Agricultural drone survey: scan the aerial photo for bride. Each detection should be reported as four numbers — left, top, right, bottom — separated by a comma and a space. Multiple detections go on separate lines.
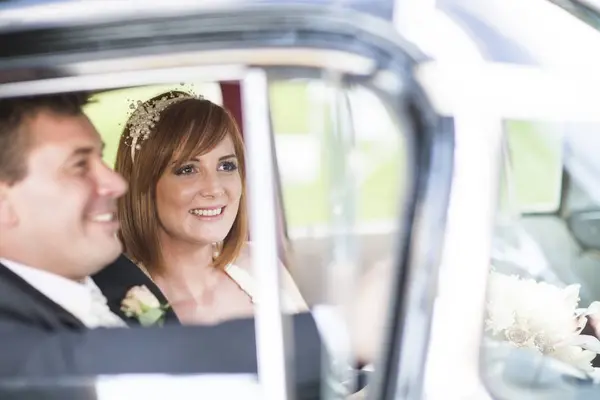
113, 90, 307, 324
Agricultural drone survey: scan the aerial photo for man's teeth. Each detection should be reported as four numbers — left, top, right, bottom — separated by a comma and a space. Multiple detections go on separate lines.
91, 213, 115, 222
190, 208, 223, 216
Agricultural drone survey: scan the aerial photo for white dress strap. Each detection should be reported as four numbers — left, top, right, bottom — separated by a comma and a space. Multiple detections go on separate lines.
224, 264, 306, 313
224, 264, 257, 303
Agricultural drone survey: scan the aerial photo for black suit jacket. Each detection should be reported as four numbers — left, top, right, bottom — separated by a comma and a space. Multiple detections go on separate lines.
0, 258, 324, 399
92, 255, 179, 326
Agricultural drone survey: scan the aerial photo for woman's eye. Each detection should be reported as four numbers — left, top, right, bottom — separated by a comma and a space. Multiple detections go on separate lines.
218, 161, 238, 172
175, 164, 197, 175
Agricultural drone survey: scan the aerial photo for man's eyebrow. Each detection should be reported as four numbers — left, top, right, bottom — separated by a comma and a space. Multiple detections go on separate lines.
70, 145, 98, 157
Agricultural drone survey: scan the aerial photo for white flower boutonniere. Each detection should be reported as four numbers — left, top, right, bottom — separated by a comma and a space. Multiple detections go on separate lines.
121, 285, 169, 327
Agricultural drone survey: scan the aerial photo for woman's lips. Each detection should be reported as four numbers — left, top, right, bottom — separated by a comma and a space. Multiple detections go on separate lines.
189, 206, 226, 220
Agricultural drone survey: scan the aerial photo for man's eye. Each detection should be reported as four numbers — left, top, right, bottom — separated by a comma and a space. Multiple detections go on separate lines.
175, 165, 197, 175
218, 161, 238, 172
75, 160, 89, 173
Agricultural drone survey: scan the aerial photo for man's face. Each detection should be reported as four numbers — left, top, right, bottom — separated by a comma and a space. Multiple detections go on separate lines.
0, 111, 127, 279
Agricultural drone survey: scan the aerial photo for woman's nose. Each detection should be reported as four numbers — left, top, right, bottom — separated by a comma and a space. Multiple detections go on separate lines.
199, 172, 225, 198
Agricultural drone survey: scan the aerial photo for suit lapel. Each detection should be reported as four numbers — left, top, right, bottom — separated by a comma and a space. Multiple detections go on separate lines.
92, 255, 180, 326
0, 262, 86, 330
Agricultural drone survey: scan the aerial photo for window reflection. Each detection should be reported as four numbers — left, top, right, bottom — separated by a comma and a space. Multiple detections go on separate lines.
269, 77, 408, 397
270, 79, 406, 308
482, 121, 600, 399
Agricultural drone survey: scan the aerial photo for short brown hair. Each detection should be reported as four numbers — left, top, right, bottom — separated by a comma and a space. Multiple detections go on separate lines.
115, 91, 248, 271
0, 93, 90, 185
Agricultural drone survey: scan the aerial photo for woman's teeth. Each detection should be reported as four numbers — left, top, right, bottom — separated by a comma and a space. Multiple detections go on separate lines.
190, 208, 223, 216
91, 213, 115, 222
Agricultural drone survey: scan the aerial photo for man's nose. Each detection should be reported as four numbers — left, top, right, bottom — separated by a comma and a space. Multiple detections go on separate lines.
96, 161, 128, 198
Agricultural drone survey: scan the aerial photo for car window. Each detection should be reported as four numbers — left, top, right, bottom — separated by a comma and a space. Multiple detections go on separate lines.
502, 120, 563, 213
482, 120, 600, 399
269, 79, 407, 305
0, 3, 435, 398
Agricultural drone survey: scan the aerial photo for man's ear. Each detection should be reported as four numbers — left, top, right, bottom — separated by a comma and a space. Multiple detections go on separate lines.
0, 183, 18, 228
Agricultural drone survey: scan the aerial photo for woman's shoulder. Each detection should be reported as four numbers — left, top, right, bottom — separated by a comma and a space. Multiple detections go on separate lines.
231, 242, 308, 312
231, 241, 253, 272
232, 241, 287, 274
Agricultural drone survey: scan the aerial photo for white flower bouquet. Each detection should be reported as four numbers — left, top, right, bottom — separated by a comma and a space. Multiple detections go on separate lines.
485, 271, 600, 376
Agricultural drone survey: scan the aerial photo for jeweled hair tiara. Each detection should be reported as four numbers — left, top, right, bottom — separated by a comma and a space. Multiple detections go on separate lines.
125, 90, 203, 161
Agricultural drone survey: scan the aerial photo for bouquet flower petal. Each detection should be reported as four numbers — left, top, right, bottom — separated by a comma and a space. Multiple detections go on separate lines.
486, 271, 600, 375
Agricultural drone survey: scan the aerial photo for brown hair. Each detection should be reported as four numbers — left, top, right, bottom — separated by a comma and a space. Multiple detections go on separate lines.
0, 93, 89, 185
115, 91, 248, 272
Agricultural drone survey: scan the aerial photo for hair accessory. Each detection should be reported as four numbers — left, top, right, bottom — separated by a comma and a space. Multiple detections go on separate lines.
125, 88, 202, 162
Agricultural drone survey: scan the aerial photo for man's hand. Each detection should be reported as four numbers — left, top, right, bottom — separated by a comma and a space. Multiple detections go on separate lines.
588, 314, 600, 338
582, 301, 600, 339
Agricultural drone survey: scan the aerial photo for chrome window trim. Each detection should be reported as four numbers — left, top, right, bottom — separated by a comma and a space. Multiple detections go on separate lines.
67, 48, 375, 77
0, 0, 239, 29
351, 64, 452, 400
377, 102, 454, 400
416, 61, 600, 122
0, 65, 246, 98
546, 0, 600, 33
0, 4, 423, 63
0, 48, 374, 99
242, 69, 293, 400
423, 107, 502, 400
0, 1, 394, 32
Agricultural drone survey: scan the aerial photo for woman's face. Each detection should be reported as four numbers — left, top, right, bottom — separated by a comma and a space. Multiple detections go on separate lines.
155, 135, 242, 246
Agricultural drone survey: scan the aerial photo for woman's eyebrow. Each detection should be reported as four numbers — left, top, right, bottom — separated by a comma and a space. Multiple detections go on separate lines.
218, 154, 237, 161
173, 154, 237, 164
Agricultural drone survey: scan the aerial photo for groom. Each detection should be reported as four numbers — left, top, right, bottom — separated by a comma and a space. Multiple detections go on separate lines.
0, 93, 382, 398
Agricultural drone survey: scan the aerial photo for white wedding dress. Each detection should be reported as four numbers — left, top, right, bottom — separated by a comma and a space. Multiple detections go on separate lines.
223, 263, 307, 313
136, 260, 307, 315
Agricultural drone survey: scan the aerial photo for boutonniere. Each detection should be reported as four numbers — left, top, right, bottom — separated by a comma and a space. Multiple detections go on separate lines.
121, 285, 169, 327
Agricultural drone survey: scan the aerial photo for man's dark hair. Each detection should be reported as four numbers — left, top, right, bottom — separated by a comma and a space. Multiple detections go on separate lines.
0, 92, 90, 185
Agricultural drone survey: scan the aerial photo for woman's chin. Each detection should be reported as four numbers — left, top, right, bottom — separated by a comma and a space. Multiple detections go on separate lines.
186, 233, 228, 246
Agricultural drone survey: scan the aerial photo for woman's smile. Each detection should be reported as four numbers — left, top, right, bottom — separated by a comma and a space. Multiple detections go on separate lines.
189, 206, 227, 221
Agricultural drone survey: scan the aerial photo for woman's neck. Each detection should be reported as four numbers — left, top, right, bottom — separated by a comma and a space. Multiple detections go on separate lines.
152, 235, 221, 300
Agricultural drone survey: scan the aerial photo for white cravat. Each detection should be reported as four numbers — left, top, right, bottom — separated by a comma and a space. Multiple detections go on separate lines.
0, 258, 126, 328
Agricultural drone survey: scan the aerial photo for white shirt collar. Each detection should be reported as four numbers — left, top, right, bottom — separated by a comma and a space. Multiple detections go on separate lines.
0, 257, 124, 328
